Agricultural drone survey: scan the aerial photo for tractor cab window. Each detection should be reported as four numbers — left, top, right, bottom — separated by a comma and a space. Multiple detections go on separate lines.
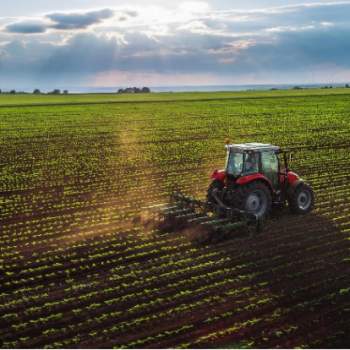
243, 152, 259, 174
226, 151, 244, 177
261, 151, 279, 187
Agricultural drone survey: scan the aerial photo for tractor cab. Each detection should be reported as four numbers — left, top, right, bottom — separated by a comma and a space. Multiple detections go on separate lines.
225, 143, 282, 189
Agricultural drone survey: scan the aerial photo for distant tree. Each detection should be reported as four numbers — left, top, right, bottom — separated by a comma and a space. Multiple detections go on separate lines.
293, 86, 303, 90
118, 87, 151, 94
345, 84, 350, 88
9, 90, 16, 94
49, 89, 61, 95
33, 89, 41, 94
0, 89, 2, 94
63, 90, 69, 94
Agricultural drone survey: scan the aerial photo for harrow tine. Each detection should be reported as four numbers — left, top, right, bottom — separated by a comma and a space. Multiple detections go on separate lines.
161, 205, 183, 212
174, 212, 203, 221
201, 218, 231, 226
141, 203, 171, 210
163, 208, 193, 216
187, 215, 213, 224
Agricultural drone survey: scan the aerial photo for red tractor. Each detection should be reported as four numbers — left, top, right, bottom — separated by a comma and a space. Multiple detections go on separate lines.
207, 143, 314, 219
155, 143, 315, 240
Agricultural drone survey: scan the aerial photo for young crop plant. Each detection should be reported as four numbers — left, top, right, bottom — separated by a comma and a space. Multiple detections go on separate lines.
0, 89, 349, 349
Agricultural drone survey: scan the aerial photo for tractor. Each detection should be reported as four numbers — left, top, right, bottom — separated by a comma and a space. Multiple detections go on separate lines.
150, 143, 315, 241
207, 143, 314, 219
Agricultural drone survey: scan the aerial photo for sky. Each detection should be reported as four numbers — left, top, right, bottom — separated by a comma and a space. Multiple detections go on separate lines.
1, 0, 350, 90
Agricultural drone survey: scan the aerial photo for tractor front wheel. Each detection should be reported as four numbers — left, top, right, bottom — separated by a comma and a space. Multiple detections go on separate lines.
289, 183, 314, 214
238, 182, 272, 220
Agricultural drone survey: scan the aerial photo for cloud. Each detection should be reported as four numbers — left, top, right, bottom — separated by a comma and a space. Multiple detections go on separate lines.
5, 20, 48, 34
3, 22, 349, 76
47, 9, 115, 30
1, 1, 350, 88
3, 8, 137, 34
179, 1, 211, 14
204, 1, 350, 34
123, 10, 138, 18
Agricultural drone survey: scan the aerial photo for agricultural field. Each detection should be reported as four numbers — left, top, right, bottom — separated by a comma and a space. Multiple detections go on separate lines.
0, 89, 349, 348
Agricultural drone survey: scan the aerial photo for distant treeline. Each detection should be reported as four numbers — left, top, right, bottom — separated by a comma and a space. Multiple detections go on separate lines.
117, 87, 151, 94
271, 84, 350, 91
0, 87, 152, 95
1, 84, 350, 95
0, 89, 69, 95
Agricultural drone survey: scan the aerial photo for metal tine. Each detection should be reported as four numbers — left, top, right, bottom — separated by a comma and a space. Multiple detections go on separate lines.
161, 205, 182, 212
187, 215, 213, 224
201, 218, 231, 226
174, 212, 203, 220
142, 203, 173, 210
163, 208, 193, 216
195, 218, 223, 226
171, 193, 204, 208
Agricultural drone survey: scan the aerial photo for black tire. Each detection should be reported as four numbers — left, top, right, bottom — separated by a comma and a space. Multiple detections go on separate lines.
289, 183, 314, 214
236, 181, 272, 219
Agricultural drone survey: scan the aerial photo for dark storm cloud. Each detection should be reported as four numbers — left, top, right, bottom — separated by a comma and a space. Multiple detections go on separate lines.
5, 21, 48, 34
47, 8, 114, 30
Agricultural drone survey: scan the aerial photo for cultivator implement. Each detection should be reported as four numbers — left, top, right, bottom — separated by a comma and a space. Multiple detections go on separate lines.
145, 192, 263, 243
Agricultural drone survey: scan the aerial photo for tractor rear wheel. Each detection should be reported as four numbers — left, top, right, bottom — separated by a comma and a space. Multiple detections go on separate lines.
289, 183, 314, 214
237, 182, 272, 219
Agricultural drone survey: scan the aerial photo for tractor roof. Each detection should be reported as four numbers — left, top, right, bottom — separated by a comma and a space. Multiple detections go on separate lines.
226, 143, 280, 152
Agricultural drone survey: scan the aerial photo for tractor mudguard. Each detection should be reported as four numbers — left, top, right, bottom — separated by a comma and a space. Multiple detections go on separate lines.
211, 169, 226, 182
286, 171, 303, 198
287, 179, 304, 198
287, 171, 300, 185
